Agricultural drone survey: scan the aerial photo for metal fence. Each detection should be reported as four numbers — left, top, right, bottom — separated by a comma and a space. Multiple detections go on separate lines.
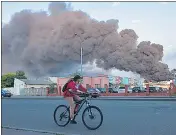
20, 88, 47, 96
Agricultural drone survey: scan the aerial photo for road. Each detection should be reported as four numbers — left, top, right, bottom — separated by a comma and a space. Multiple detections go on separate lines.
2, 99, 176, 135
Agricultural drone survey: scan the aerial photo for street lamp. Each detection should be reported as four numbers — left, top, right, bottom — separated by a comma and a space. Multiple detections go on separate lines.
75, 33, 83, 76
80, 46, 83, 76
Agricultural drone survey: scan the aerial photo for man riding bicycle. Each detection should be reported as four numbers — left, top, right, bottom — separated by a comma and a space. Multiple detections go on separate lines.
63, 75, 87, 124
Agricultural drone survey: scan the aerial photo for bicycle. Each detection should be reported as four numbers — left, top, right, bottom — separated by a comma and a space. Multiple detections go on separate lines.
53, 92, 103, 130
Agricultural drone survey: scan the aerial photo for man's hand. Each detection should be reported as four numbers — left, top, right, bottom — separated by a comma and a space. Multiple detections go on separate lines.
77, 90, 84, 94
68, 89, 73, 92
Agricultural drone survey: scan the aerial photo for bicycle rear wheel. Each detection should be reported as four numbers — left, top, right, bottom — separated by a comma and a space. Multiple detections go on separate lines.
54, 105, 70, 127
82, 106, 103, 130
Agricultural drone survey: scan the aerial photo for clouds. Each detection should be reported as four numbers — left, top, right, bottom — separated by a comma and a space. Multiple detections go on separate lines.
132, 19, 141, 24
2, 2, 175, 80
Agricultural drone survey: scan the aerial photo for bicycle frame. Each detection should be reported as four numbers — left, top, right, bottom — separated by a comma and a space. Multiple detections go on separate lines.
73, 96, 91, 119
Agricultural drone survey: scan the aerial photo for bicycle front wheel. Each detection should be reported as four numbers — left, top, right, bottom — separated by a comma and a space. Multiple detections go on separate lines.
53, 105, 70, 127
82, 106, 103, 130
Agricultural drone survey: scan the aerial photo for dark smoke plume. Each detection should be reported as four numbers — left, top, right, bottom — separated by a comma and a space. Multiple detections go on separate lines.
2, 2, 173, 81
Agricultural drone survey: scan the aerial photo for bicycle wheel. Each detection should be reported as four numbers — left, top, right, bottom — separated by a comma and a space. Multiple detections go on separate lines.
53, 105, 70, 127
82, 106, 103, 130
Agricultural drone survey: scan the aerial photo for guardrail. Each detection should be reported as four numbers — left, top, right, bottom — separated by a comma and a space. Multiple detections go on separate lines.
20, 88, 47, 96
47, 83, 176, 97
19, 83, 175, 97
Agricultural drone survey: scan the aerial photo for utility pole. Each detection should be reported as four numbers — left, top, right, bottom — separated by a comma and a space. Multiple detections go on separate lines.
80, 47, 83, 76
75, 33, 83, 77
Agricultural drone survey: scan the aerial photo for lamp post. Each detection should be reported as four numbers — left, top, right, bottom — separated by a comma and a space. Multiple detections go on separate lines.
80, 46, 83, 76
75, 33, 83, 76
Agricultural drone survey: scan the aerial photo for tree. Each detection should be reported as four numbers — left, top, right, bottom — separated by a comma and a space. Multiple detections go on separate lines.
1, 73, 16, 88
15, 70, 27, 79
1, 70, 27, 88
49, 83, 57, 94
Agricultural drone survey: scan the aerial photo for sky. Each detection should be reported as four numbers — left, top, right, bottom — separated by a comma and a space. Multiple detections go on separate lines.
2, 1, 176, 78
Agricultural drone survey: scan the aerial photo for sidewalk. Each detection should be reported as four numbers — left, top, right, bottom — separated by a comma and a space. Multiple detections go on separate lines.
3, 95, 176, 101
2, 126, 78, 135
2, 128, 54, 135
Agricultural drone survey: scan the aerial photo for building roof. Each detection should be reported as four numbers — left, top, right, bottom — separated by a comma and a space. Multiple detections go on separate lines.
19, 79, 53, 85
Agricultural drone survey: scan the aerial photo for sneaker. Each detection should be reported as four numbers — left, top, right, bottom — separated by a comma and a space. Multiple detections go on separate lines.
70, 119, 77, 124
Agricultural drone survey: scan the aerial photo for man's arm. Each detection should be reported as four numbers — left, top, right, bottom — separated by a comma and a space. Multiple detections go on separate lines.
67, 82, 77, 92
67, 82, 83, 94
68, 89, 84, 95
78, 84, 87, 93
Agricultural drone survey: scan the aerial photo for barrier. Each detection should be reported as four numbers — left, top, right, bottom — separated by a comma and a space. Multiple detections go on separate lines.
101, 83, 174, 97
46, 83, 176, 97
20, 88, 47, 96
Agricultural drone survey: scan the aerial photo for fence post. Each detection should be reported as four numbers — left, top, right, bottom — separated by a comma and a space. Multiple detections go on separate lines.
54, 88, 57, 95
146, 83, 149, 96
170, 82, 176, 95
125, 85, 128, 96
46, 87, 49, 96
106, 86, 109, 96
58, 86, 61, 96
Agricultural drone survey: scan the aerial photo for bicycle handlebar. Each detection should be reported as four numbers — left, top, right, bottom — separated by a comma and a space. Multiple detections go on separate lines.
69, 90, 93, 98
79, 92, 91, 97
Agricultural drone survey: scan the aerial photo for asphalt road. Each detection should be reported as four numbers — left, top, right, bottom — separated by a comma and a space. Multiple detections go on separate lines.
2, 99, 176, 135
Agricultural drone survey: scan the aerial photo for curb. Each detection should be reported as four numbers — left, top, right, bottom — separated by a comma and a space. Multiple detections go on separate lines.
2, 126, 80, 135
2, 96, 176, 101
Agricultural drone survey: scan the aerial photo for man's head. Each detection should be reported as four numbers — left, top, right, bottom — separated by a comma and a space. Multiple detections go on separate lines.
73, 75, 83, 84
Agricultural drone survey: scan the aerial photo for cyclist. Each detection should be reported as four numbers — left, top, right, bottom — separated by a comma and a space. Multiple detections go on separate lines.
63, 75, 87, 124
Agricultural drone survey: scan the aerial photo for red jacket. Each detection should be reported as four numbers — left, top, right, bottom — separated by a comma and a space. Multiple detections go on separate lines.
63, 80, 87, 98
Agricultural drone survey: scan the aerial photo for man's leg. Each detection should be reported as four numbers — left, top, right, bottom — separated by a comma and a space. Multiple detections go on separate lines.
73, 95, 81, 101
65, 97, 77, 124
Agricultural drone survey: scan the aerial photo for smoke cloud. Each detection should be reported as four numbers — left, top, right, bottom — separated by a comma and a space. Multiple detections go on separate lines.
2, 2, 173, 81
